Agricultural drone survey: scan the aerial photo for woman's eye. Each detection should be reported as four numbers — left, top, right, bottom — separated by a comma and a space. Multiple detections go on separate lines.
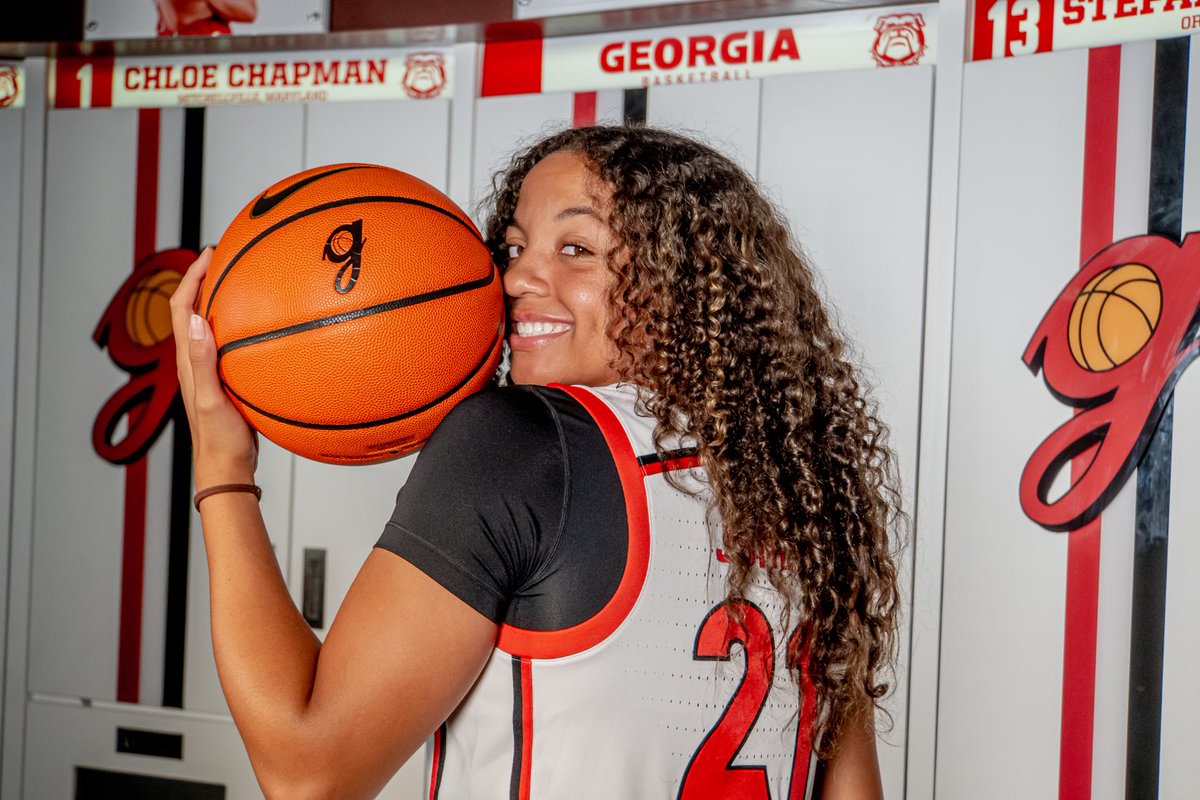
506, 243, 522, 259
561, 243, 591, 257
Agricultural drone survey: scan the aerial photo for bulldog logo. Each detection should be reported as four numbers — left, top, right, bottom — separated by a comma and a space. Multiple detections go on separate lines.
871, 14, 927, 67
402, 52, 446, 99
0, 66, 19, 108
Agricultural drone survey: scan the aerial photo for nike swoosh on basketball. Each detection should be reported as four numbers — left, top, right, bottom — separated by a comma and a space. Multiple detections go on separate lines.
249, 165, 365, 218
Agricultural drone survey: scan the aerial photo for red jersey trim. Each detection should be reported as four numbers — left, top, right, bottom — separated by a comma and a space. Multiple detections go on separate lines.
641, 455, 701, 476
495, 384, 651, 659
519, 659, 534, 800
429, 724, 445, 800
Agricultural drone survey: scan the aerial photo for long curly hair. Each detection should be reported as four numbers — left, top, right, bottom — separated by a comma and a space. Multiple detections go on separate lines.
484, 125, 903, 756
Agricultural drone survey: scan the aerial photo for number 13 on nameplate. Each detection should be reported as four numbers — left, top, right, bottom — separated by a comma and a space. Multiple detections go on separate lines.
972, 0, 1055, 60
678, 600, 817, 800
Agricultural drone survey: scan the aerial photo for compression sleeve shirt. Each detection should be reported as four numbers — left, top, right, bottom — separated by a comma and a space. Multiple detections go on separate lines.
375, 385, 626, 627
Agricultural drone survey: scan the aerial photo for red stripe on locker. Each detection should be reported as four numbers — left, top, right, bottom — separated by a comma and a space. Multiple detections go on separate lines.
573, 92, 597, 127
117, 458, 148, 703
1059, 44, 1121, 800
116, 106, 163, 703
481, 35, 543, 97
134, 110, 160, 264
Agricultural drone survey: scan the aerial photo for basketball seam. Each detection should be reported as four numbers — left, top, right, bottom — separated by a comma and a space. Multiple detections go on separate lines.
215, 266, 499, 357
203, 194, 485, 317
220, 324, 502, 431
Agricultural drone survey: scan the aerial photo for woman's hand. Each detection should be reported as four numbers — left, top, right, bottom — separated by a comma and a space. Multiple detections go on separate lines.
170, 247, 258, 487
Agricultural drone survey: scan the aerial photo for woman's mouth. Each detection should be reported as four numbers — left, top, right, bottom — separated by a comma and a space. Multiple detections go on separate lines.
509, 320, 572, 350
514, 321, 571, 337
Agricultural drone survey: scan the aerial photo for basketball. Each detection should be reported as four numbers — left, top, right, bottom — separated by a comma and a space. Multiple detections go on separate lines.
1067, 263, 1161, 372
197, 163, 504, 465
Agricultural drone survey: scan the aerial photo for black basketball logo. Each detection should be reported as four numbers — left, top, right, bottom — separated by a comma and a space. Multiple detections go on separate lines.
323, 219, 366, 294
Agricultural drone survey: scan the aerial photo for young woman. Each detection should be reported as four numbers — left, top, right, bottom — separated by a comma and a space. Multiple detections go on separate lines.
170, 125, 901, 799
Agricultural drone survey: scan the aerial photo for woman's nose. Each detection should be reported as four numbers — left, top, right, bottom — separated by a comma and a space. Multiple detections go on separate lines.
502, 250, 550, 298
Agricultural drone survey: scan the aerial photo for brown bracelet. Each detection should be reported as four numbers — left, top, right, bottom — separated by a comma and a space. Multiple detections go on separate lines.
193, 483, 262, 511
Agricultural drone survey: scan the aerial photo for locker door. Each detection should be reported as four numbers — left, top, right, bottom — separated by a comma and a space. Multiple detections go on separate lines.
290, 96, 456, 798
0, 98, 24, 793
759, 65, 933, 799
472, 92, 573, 216
647, 80, 761, 175
942, 48, 1089, 799
187, 102, 309, 716
30, 108, 142, 703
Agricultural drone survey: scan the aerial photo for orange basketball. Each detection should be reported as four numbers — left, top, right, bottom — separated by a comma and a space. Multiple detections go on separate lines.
198, 163, 504, 465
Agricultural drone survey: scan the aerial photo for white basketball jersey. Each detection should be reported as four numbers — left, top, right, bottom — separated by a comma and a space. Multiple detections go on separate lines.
425, 383, 816, 799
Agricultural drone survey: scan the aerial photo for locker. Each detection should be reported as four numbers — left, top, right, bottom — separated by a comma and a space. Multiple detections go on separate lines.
23, 698, 260, 798
759, 64, 933, 798
943, 37, 1200, 799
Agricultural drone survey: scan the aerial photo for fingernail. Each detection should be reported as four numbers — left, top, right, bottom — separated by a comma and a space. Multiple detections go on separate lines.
189, 314, 205, 341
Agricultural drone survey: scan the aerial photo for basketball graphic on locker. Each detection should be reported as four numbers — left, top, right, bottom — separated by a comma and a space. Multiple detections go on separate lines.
1067, 263, 1161, 372
93, 248, 195, 465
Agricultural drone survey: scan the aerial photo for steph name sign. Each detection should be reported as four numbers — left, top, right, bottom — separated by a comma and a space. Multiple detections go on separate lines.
972, 0, 1197, 59
50, 49, 451, 109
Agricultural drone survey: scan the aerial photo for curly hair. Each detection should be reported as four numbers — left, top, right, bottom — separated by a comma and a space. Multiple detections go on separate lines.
484, 125, 903, 756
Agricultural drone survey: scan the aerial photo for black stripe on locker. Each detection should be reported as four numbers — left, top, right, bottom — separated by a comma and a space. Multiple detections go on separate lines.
1126, 35, 1189, 800
623, 88, 647, 125
163, 107, 205, 709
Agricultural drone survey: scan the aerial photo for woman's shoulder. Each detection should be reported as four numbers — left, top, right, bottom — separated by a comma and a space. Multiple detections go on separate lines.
430, 384, 577, 446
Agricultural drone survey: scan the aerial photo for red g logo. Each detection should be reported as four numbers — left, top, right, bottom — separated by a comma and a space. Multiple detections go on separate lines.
0, 66, 19, 107
871, 14, 927, 67
93, 249, 196, 464
1022, 234, 1200, 531
402, 52, 446, 99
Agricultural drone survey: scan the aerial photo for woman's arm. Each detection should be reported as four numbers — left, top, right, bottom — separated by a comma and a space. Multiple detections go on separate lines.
171, 250, 496, 799
818, 701, 884, 799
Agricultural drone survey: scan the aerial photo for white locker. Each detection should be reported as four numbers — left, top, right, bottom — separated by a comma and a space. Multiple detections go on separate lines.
30, 108, 145, 703
288, 97, 458, 799
942, 38, 1200, 799
24, 698, 260, 798
469, 68, 931, 800
759, 64, 933, 799
0, 99, 25, 799
941, 48, 1089, 799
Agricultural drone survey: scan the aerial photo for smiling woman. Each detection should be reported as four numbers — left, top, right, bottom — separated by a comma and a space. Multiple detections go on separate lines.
171, 124, 900, 800
502, 152, 623, 387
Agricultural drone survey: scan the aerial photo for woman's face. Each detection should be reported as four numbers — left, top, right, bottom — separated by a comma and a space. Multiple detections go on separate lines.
503, 151, 623, 387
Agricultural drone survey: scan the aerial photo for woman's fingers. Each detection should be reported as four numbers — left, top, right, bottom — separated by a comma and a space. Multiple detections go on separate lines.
186, 312, 226, 412
170, 247, 214, 400
169, 247, 259, 482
